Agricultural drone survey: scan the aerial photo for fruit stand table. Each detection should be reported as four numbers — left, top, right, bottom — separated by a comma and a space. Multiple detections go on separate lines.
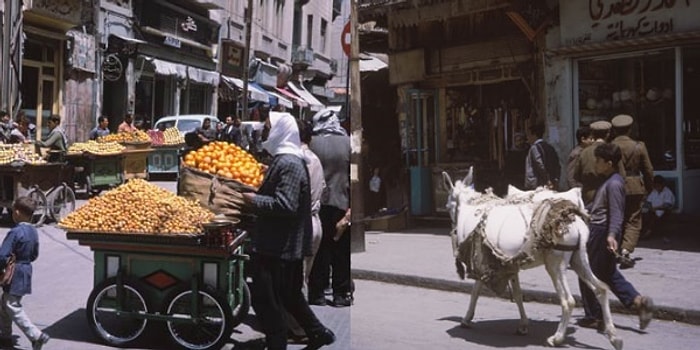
65, 225, 250, 350
122, 148, 153, 180
147, 144, 183, 178
65, 152, 124, 196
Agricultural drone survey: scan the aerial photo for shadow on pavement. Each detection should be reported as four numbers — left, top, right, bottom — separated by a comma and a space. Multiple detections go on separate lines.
441, 316, 609, 349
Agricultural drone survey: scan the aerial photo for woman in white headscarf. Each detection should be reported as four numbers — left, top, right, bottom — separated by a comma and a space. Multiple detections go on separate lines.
242, 112, 335, 350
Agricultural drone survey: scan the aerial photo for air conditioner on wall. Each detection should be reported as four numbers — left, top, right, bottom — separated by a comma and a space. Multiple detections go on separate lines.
292, 46, 314, 67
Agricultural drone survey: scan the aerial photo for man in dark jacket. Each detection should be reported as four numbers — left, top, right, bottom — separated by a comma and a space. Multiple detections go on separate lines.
242, 112, 335, 350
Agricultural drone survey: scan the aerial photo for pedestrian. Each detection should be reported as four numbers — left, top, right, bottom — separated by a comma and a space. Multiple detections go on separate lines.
641, 175, 675, 239
0, 111, 13, 143
88, 116, 110, 140
503, 132, 529, 190
195, 118, 217, 144
610, 114, 654, 268
368, 167, 383, 216
0, 196, 50, 350
576, 142, 654, 331
567, 126, 592, 189
524, 123, 560, 191
308, 109, 352, 307
8, 118, 31, 144
242, 112, 335, 350
117, 113, 137, 133
34, 114, 68, 162
574, 120, 612, 206
220, 115, 243, 145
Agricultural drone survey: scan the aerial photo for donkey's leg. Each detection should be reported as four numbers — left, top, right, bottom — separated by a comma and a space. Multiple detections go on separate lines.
509, 274, 529, 335
570, 251, 623, 350
543, 254, 571, 346
461, 279, 484, 328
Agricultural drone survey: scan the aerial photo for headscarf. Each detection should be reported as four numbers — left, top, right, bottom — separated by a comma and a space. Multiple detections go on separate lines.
262, 112, 303, 158
312, 108, 347, 136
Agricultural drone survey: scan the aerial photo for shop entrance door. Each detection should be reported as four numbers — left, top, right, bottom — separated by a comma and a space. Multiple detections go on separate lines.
21, 63, 57, 140
404, 89, 438, 215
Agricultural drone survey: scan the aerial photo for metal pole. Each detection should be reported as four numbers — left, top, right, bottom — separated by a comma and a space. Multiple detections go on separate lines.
1, 0, 12, 113
349, 0, 365, 253
240, 0, 253, 120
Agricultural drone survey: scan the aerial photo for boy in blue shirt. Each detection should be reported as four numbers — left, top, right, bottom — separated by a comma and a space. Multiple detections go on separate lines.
0, 197, 50, 349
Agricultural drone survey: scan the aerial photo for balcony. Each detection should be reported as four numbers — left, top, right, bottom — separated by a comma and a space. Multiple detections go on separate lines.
188, 0, 225, 10
292, 46, 315, 68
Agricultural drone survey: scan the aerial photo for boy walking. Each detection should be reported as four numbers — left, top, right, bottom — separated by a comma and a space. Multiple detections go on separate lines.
0, 197, 50, 349
577, 143, 654, 331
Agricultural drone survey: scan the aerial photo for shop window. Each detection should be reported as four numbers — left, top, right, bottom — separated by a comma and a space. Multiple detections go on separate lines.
185, 83, 207, 115
577, 49, 676, 170
683, 47, 700, 169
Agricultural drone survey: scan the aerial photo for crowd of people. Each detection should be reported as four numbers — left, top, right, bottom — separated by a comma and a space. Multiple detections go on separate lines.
501, 113, 674, 333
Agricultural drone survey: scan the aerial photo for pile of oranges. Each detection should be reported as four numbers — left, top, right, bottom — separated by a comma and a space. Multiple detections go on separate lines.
183, 141, 264, 188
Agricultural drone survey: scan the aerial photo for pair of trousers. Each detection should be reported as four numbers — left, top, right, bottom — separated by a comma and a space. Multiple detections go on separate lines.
0, 292, 42, 342
250, 254, 324, 350
308, 206, 351, 300
621, 194, 645, 253
579, 225, 640, 320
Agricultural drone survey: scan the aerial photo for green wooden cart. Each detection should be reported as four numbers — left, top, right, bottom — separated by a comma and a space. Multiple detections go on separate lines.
66, 227, 250, 350
65, 152, 124, 196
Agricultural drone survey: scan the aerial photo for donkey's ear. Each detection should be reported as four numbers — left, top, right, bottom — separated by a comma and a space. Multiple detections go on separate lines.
463, 166, 474, 186
442, 171, 454, 192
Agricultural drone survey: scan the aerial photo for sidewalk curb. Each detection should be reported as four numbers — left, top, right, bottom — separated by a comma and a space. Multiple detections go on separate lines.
352, 268, 700, 326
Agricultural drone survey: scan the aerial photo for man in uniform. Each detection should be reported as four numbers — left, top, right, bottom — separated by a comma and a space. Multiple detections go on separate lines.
574, 120, 612, 206
611, 114, 654, 269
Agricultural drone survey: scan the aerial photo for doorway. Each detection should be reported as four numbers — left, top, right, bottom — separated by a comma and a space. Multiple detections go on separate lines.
21, 37, 60, 141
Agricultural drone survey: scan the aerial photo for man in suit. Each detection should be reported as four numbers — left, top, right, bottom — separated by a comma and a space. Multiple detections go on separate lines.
611, 114, 654, 269
220, 115, 243, 146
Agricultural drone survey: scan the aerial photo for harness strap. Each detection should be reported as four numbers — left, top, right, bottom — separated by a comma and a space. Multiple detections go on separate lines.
552, 243, 578, 251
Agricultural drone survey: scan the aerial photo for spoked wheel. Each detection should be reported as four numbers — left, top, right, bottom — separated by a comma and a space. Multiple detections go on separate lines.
49, 184, 76, 222
86, 277, 150, 347
163, 285, 234, 350
26, 187, 47, 227
229, 281, 251, 328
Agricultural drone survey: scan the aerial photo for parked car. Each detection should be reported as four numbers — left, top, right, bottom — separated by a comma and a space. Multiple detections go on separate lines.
153, 114, 219, 136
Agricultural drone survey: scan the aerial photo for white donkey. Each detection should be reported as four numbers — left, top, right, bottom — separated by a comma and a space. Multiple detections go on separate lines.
443, 167, 622, 350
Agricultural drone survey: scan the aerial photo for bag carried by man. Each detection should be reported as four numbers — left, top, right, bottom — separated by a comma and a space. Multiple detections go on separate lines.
0, 254, 16, 286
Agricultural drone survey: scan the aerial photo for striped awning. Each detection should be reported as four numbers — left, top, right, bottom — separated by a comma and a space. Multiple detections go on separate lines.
549, 31, 700, 57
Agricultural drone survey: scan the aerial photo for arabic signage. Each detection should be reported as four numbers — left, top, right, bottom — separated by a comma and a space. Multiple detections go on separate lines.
221, 40, 244, 77
560, 0, 699, 46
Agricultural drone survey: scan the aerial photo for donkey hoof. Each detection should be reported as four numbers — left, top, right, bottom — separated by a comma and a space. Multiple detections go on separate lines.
516, 325, 529, 336
611, 337, 623, 350
546, 334, 564, 347
460, 320, 474, 329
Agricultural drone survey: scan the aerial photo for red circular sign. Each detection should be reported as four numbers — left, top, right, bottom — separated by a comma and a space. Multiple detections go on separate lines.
341, 21, 351, 57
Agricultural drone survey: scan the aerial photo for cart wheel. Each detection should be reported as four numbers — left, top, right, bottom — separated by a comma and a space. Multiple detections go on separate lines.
163, 285, 234, 350
49, 184, 76, 222
229, 281, 251, 328
86, 277, 150, 347
26, 187, 47, 227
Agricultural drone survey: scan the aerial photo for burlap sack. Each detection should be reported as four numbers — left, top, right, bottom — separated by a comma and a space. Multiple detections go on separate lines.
179, 166, 257, 217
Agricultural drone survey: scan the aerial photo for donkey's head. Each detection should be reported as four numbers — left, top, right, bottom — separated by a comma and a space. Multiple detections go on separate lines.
442, 166, 477, 225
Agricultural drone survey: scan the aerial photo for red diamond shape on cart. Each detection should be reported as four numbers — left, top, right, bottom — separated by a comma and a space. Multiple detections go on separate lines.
143, 270, 179, 290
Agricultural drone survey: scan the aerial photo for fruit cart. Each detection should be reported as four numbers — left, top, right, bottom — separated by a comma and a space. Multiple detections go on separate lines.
65, 152, 124, 196
65, 220, 251, 350
147, 144, 183, 178
121, 142, 153, 181
0, 161, 76, 226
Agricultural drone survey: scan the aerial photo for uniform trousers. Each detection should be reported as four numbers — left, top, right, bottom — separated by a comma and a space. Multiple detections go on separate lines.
308, 206, 352, 300
579, 224, 640, 320
250, 253, 324, 350
621, 194, 645, 254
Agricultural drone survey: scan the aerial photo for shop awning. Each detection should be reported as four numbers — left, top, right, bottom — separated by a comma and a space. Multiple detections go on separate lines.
147, 57, 187, 79
188, 66, 219, 85
110, 33, 146, 44
548, 31, 700, 57
360, 53, 388, 72
287, 82, 325, 112
275, 87, 308, 108
267, 90, 293, 109
220, 75, 269, 103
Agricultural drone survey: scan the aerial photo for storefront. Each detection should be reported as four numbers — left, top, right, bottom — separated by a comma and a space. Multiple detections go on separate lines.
549, 0, 700, 213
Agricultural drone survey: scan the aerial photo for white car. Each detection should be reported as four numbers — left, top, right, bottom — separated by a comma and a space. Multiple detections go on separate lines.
153, 114, 219, 136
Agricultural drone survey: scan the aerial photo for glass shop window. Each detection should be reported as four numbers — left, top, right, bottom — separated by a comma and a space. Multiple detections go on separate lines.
683, 47, 700, 170
578, 49, 676, 170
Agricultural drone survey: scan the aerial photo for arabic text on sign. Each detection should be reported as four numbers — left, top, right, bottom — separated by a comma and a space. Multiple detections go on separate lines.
164, 36, 181, 48
604, 16, 674, 40
589, 0, 691, 21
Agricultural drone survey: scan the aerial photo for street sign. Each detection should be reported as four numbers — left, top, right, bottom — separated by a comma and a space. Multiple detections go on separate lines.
341, 21, 351, 57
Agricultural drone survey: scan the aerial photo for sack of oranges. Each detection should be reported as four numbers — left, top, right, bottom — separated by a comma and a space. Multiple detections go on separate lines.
182, 141, 264, 189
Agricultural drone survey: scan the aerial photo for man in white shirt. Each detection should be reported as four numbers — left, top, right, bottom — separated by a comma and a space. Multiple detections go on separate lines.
642, 175, 675, 238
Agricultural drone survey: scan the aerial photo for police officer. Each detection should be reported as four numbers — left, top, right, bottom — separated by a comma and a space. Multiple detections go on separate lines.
574, 120, 612, 206
611, 114, 654, 269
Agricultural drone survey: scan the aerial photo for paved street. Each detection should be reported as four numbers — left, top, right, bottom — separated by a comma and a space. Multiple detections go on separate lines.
352, 279, 700, 350
0, 181, 350, 350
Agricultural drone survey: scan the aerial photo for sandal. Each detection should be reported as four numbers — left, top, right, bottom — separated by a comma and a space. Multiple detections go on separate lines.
637, 296, 655, 330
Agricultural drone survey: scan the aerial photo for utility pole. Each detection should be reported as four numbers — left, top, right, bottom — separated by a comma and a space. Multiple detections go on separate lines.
349, 0, 365, 253
240, 0, 253, 120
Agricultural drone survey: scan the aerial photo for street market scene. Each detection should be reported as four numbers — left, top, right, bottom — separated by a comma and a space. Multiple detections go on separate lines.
0, 0, 700, 350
